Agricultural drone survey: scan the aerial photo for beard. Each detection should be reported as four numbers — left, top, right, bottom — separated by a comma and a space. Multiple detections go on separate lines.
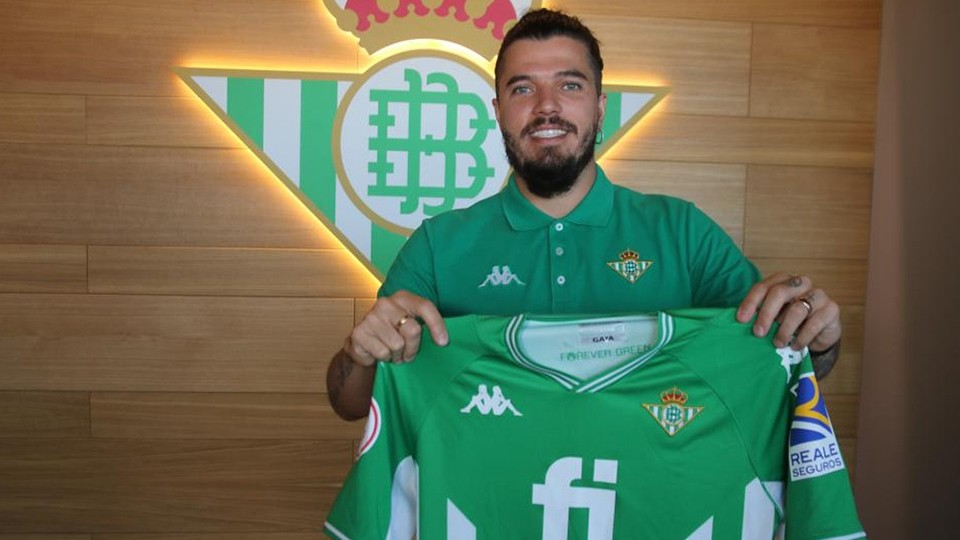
502, 116, 599, 199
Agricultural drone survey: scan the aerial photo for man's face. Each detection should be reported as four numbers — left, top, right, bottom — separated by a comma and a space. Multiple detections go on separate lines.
493, 36, 606, 198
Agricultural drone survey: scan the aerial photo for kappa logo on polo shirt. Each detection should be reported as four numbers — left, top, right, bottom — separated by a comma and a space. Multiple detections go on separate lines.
478, 265, 526, 288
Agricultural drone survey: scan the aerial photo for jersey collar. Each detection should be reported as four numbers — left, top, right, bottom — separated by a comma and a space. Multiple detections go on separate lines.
504, 312, 675, 393
501, 165, 615, 231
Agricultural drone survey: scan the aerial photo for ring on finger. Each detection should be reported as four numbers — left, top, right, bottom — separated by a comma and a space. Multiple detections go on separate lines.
796, 298, 813, 314
396, 315, 411, 329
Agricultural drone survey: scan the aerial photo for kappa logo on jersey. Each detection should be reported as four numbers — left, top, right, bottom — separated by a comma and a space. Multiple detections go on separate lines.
643, 387, 703, 436
776, 346, 805, 383
478, 265, 526, 288
356, 397, 382, 458
532, 457, 618, 540
460, 384, 522, 416
606, 249, 653, 284
789, 372, 845, 480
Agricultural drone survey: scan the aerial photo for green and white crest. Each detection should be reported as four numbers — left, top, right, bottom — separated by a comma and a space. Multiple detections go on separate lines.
334, 51, 506, 235
177, 6, 668, 280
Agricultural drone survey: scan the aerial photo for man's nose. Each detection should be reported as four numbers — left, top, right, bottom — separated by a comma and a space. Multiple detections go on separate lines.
533, 87, 561, 116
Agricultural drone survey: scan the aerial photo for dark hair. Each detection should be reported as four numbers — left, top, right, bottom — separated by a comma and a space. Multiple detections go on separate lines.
494, 8, 604, 95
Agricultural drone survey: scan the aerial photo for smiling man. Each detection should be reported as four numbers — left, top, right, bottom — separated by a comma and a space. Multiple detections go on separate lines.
326, 8, 842, 421
495, 33, 604, 208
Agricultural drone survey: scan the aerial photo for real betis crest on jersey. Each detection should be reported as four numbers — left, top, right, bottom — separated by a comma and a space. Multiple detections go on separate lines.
643, 386, 703, 436
175, 0, 669, 280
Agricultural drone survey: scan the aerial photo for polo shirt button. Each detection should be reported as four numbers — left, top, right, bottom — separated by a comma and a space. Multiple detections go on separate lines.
554, 223, 564, 232
555, 247, 564, 256
557, 275, 566, 285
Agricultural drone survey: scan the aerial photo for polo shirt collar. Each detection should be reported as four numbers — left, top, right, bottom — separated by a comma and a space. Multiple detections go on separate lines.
501, 165, 614, 231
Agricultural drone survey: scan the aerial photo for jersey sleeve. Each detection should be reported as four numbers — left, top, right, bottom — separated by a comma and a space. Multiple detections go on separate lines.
324, 364, 418, 539
685, 202, 760, 308
378, 222, 439, 302
325, 317, 482, 539
784, 355, 866, 539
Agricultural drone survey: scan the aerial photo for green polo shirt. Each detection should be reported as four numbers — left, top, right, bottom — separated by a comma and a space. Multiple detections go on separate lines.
380, 165, 759, 316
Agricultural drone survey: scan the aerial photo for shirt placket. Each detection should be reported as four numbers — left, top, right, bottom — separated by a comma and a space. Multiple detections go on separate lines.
549, 220, 571, 311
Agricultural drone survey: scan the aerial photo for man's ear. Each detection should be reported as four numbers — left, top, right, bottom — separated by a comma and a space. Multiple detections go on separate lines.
492, 97, 501, 125
597, 92, 607, 124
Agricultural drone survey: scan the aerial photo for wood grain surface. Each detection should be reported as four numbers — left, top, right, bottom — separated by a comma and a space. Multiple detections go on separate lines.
0, 0, 879, 533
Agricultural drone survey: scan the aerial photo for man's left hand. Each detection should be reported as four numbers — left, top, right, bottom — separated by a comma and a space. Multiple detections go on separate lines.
736, 272, 842, 353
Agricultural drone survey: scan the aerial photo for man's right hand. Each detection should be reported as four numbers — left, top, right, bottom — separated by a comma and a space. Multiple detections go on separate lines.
327, 291, 448, 420
344, 291, 448, 366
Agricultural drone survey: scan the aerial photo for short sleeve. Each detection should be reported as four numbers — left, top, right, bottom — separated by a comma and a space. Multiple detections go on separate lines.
379, 222, 439, 303
686, 203, 760, 308
783, 356, 866, 539
325, 364, 418, 539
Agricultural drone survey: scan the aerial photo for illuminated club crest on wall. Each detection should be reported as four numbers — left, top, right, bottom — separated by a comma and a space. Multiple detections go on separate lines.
177, 0, 668, 279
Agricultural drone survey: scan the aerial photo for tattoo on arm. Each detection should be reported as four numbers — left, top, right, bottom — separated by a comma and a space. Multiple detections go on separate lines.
811, 339, 841, 379
329, 353, 354, 407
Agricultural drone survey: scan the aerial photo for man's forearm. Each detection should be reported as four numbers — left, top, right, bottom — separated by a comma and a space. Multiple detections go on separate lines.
327, 349, 377, 421
810, 339, 841, 379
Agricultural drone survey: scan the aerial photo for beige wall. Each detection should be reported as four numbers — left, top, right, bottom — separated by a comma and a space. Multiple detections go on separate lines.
857, 0, 960, 536
0, 0, 880, 535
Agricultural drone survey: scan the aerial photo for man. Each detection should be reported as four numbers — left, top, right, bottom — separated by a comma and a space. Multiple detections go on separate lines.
327, 8, 842, 421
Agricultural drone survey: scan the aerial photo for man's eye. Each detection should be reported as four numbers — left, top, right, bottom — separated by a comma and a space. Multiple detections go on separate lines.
512, 86, 532, 95
562, 82, 583, 91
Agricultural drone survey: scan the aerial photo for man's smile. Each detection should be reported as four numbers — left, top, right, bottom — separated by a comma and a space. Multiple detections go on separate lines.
529, 127, 569, 139
522, 117, 578, 141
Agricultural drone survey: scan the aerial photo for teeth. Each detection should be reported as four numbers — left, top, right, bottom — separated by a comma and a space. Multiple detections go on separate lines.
531, 128, 567, 138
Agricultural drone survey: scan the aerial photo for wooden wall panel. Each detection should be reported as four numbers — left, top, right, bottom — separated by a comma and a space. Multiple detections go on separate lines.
0, 93, 86, 144
0, 294, 352, 392
566, 17, 750, 116
91, 393, 364, 440
839, 437, 857, 481
88, 246, 379, 298
0, 143, 338, 249
744, 165, 872, 259
86, 97, 242, 148
0, 392, 89, 438
0, 439, 348, 532
821, 394, 859, 440
751, 24, 881, 121
601, 159, 746, 245
0, 0, 880, 534
554, 0, 881, 28
753, 258, 867, 305
819, 307, 864, 396
354, 298, 377, 326
0, 0, 359, 97
0, 244, 87, 293
0, 536, 90, 540
614, 113, 875, 168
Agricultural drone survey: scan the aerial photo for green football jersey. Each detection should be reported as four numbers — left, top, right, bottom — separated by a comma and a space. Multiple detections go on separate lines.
325, 308, 864, 540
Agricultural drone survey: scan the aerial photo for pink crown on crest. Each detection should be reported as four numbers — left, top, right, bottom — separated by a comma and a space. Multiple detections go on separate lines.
323, 0, 541, 59
660, 387, 688, 405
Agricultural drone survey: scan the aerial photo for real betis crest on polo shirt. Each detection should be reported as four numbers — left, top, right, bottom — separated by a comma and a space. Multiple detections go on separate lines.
607, 249, 654, 284
176, 0, 669, 279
